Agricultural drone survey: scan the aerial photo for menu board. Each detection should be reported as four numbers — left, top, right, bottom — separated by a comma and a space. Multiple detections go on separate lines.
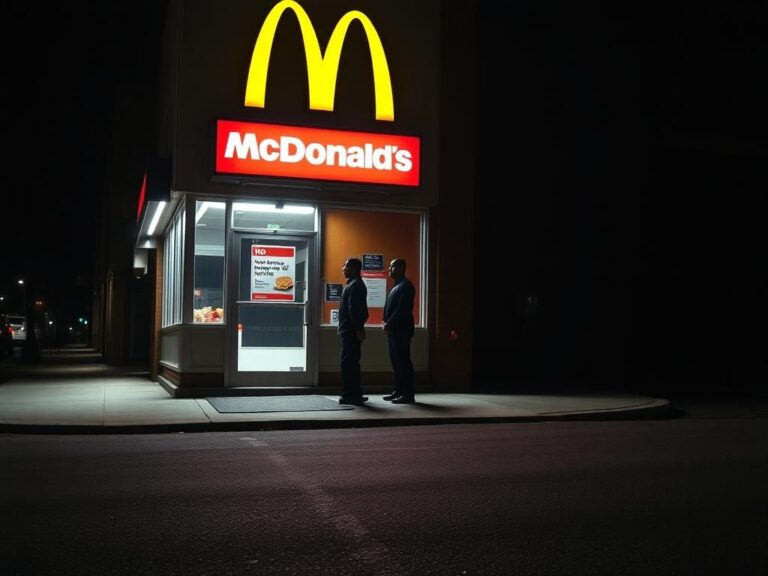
363, 253, 384, 271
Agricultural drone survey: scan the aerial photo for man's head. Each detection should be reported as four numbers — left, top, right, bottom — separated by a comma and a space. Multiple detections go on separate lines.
388, 258, 406, 281
343, 258, 363, 279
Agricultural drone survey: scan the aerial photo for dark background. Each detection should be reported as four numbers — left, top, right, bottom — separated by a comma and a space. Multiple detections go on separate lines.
3, 1, 165, 331
3, 1, 766, 393
474, 1, 768, 394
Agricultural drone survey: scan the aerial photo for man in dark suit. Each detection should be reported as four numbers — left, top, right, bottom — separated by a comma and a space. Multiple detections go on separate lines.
338, 258, 369, 405
382, 258, 416, 403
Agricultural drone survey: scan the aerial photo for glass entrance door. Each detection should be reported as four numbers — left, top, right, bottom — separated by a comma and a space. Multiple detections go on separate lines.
228, 234, 316, 386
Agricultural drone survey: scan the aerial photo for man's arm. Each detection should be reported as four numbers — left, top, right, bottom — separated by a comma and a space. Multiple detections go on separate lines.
348, 280, 369, 331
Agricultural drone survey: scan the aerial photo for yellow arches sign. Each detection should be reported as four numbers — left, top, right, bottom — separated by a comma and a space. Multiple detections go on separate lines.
244, 0, 395, 121
221, 1, 419, 186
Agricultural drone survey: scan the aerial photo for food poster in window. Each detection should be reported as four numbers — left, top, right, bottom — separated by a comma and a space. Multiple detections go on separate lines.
362, 271, 387, 308
250, 245, 295, 301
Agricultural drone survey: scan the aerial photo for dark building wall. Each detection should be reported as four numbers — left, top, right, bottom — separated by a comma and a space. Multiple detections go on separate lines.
473, 1, 768, 394
433, 2, 476, 389
100, 2, 168, 366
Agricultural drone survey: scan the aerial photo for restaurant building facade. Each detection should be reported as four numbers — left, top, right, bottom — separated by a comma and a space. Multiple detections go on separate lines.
131, 0, 475, 396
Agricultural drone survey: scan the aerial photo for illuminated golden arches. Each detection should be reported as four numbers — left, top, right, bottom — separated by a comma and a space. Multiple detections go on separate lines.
244, 0, 394, 122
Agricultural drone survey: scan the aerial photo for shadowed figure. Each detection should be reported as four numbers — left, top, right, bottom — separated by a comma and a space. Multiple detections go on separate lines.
382, 258, 415, 404
337, 258, 369, 406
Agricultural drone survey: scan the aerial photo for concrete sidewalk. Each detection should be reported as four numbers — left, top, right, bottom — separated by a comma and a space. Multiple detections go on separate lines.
0, 348, 674, 433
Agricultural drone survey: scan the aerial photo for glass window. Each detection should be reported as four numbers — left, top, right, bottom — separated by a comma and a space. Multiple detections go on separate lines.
232, 201, 317, 232
193, 201, 226, 323
321, 208, 425, 328
162, 204, 186, 327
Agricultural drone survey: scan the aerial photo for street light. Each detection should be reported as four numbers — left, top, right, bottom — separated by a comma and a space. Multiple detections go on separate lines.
17, 280, 26, 312
17, 277, 40, 361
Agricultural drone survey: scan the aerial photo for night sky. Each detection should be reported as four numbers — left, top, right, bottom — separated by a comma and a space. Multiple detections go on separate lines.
3, 2, 164, 321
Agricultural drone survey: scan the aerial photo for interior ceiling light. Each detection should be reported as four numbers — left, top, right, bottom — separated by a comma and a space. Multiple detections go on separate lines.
233, 202, 314, 214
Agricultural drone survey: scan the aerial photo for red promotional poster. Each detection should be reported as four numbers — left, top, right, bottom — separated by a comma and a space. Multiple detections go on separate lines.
250, 245, 296, 300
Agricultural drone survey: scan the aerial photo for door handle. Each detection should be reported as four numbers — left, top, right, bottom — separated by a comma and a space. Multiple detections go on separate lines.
304, 300, 311, 326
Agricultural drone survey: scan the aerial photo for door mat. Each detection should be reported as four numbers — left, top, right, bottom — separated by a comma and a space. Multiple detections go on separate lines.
206, 396, 354, 413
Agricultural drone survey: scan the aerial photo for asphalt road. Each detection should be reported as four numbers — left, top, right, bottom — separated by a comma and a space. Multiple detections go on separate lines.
2, 419, 767, 576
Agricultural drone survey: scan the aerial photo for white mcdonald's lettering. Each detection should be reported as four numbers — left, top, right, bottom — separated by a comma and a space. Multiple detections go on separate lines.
215, 120, 420, 186
245, 0, 394, 121
224, 132, 414, 173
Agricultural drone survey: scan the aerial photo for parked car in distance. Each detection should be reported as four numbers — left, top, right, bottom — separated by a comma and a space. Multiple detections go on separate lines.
0, 315, 15, 357
4, 314, 27, 345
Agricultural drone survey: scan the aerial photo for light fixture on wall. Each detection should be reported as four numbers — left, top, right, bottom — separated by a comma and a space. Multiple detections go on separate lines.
147, 201, 167, 236
134, 158, 171, 276
136, 159, 171, 241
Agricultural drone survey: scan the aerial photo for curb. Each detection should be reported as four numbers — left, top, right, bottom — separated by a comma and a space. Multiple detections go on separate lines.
0, 399, 675, 435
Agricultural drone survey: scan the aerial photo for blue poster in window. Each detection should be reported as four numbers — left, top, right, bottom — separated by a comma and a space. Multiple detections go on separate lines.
362, 253, 384, 271
325, 283, 343, 302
